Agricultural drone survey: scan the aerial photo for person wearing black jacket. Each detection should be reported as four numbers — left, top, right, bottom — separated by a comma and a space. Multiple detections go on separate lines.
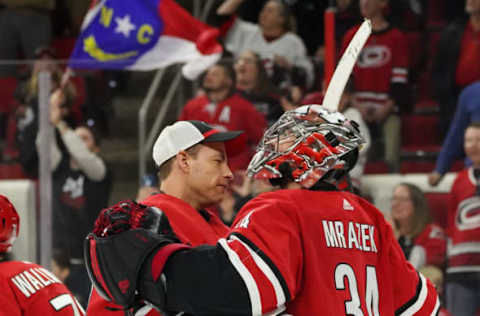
431, 0, 480, 137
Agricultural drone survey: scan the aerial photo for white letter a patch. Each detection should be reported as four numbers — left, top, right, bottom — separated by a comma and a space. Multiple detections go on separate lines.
343, 199, 354, 211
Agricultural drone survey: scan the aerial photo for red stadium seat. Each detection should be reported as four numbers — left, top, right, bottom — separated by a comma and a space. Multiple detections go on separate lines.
402, 114, 440, 149
424, 192, 450, 229
0, 77, 18, 114
364, 161, 390, 174
0, 163, 26, 180
400, 161, 436, 174
415, 99, 438, 110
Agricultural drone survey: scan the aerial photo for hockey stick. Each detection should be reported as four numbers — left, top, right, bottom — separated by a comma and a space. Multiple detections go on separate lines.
323, 19, 372, 112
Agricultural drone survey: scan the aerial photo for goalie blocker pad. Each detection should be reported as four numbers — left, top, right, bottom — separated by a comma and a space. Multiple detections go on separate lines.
84, 229, 189, 309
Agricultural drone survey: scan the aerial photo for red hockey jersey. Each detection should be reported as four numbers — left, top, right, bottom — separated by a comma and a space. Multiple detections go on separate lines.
179, 93, 266, 171
447, 168, 480, 274
0, 261, 85, 316
342, 25, 409, 109
222, 189, 439, 315
408, 223, 447, 269
86, 193, 230, 315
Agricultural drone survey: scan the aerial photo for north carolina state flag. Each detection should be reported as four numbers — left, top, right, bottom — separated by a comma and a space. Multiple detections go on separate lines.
69, 0, 222, 79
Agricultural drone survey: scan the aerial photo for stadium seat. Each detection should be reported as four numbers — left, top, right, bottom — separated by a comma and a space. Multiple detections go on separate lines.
400, 159, 464, 174
402, 114, 440, 150
400, 161, 436, 174
0, 77, 18, 114
415, 99, 438, 111
424, 192, 450, 229
364, 161, 390, 174
0, 163, 26, 180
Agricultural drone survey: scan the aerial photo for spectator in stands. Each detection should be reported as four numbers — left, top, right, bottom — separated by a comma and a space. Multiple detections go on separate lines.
38, 90, 112, 257
51, 248, 89, 309
0, 0, 54, 77
234, 50, 283, 126
36, 89, 112, 306
428, 82, 480, 186
216, 0, 314, 89
313, 0, 361, 89
280, 85, 304, 112
444, 121, 480, 316
15, 52, 77, 176
224, 0, 326, 56
343, 0, 410, 172
179, 61, 267, 172
335, 0, 362, 43
431, 0, 480, 137
391, 182, 447, 270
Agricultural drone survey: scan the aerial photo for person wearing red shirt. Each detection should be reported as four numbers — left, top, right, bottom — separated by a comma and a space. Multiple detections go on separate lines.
0, 195, 85, 316
86, 105, 439, 315
445, 122, 480, 316
179, 61, 267, 172
342, 0, 410, 172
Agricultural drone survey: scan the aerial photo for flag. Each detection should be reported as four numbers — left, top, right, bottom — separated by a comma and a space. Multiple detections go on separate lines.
69, 0, 223, 79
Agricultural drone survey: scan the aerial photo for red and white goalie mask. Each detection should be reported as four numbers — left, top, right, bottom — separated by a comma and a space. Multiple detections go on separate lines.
247, 104, 365, 188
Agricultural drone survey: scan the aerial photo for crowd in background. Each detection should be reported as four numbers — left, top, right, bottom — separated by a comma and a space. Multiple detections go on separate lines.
0, 0, 479, 314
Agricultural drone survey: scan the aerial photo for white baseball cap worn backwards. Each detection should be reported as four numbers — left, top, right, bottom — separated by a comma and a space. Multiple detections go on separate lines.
152, 120, 243, 167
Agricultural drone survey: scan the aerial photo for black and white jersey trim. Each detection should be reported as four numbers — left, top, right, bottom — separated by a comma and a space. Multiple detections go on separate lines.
395, 272, 440, 316
231, 232, 291, 302
218, 232, 291, 315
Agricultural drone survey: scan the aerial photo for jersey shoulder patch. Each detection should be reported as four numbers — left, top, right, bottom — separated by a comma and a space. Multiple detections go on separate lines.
343, 199, 354, 211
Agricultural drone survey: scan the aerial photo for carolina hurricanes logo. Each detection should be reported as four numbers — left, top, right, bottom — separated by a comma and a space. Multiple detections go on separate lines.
357, 45, 391, 68
456, 196, 480, 231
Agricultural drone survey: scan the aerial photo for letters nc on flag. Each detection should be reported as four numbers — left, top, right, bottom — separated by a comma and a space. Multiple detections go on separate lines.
69, 0, 223, 79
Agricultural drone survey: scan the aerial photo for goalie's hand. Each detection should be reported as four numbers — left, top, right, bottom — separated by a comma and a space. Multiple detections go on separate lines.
93, 200, 165, 237
86, 201, 188, 311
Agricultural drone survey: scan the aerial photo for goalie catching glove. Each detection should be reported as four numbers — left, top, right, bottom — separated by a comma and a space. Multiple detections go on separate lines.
93, 199, 168, 237
84, 200, 189, 310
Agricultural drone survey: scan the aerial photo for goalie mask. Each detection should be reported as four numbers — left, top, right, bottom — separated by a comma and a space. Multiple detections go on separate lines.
0, 195, 19, 253
247, 104, 365, 188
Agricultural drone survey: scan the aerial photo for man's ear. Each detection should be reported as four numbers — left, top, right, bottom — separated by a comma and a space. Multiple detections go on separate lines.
176, 150, 190, 173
